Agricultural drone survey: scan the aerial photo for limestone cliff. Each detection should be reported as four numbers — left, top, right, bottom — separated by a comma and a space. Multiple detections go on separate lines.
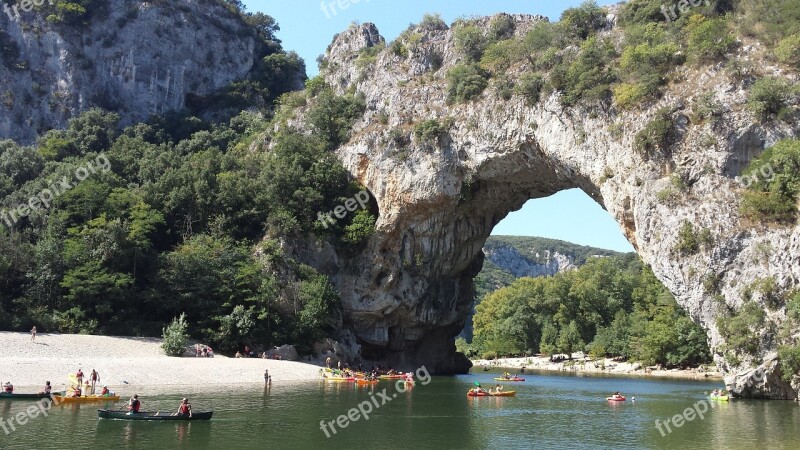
0, 0, 269, 144
296, 15, 800, 398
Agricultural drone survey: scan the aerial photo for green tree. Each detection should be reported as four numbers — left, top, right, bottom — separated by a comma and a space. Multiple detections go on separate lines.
162, 313, 189, 357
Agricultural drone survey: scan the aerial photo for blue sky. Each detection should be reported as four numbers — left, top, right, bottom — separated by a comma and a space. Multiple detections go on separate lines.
242, 0, 634, 253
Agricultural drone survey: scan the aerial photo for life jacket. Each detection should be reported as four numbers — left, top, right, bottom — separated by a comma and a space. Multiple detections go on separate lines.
44, 385, 51, 393
101, 388, 109, 395
180, 404, 190, 414
130, 399, 140, 412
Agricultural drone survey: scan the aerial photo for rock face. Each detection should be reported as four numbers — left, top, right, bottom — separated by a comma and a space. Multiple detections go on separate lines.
305, 16, 800, 397
0, 0, 260, 144
484, 245, 575, 279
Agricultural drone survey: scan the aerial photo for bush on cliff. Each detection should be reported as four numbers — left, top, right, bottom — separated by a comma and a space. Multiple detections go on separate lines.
447, 64, 489, 103
741, 139, 800, 224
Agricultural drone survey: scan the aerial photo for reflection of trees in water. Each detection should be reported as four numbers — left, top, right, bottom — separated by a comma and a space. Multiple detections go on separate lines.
645, 398, 800, 447
709, 400, 800, 447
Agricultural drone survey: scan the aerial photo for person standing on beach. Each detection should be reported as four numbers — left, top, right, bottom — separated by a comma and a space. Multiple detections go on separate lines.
90, 369, 100, 394
30, 326, 37, 342
264, 369, 269, 383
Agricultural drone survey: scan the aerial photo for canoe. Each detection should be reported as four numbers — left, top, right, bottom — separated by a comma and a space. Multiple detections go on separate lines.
467, 390, 516, 397
324, 377, 356, 382
53, 395, 120, 403
606, 396, 626, 402
710, 395, 729, 401
98, 409, 213, 421
379, 375, 405, 380
0, 392, 53, 400
493, 377, 525, 382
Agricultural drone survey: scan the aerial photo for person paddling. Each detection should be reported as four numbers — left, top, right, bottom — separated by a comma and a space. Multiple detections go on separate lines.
128, 394, 141, 414
175, 398, 192, 417
3, 382, 13, 393
40, 381, 51, 395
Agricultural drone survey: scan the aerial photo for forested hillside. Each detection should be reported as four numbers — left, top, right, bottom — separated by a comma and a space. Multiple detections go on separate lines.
461, 255, 712, 368
0, 3, 379, 354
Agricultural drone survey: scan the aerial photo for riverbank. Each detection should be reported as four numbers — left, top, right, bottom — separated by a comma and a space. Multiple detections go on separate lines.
471, 354, 723, 380
0, 332, 322, 389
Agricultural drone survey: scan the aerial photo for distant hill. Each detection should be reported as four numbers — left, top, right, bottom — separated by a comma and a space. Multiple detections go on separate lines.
474, 236, 626, 299
463, 236, 632, 340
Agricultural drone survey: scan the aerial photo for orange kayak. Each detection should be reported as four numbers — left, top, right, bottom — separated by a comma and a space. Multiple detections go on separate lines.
467, 390, 516, 397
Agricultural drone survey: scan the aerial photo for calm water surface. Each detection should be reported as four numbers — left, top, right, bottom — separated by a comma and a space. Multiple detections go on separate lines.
1, 370, 799, 449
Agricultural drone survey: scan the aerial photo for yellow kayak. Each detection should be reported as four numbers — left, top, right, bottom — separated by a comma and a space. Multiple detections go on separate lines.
53, 395, 120, 404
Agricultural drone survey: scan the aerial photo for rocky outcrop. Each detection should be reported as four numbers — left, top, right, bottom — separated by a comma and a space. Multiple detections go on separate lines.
294, 15, 800, 396
0, 0, 262, 144
485, 245, 575, 279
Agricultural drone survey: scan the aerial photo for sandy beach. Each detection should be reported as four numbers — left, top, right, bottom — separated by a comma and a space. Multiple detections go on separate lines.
471, 354, 723, 380
0, 332, 323, 390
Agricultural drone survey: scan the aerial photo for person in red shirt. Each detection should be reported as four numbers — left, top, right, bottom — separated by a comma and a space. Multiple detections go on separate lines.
128, 394, 141, 413
175, 398, 192, 417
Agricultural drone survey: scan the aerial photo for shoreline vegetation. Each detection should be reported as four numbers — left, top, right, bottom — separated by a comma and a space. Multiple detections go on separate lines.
471, 354, 723, 380
0, 332, 321, 389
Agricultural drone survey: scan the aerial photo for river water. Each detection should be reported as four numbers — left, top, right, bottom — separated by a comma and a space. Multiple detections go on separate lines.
1, 370, 799, 449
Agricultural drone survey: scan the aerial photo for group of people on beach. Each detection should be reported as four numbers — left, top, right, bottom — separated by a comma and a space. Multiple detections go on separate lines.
194, 344, 215, 357
235, 345, 283, 359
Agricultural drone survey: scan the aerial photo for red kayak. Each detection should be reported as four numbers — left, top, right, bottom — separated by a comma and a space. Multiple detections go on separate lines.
606, 396, 626, 402
467, 391, 490, 397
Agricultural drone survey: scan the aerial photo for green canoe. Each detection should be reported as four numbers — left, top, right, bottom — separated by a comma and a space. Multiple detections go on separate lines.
98, 409, 213, 421
0, 392, 54, 400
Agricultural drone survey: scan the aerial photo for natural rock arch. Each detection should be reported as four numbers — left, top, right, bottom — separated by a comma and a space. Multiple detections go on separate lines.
302, 18, 800, 399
